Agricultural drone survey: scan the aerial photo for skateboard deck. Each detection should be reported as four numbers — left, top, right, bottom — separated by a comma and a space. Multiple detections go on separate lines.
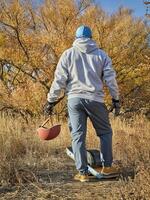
66, 147, 119, 179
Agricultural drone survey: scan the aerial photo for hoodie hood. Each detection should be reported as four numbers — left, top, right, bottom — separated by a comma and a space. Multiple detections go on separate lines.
73, 38, 98, 53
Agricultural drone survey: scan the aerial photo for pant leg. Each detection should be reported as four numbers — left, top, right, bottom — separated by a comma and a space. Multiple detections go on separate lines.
82, 100, 113, 167
67, 98, 88, 172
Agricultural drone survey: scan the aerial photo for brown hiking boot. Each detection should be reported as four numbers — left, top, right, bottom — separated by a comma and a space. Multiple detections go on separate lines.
100, 166, 120, 175
74, 173, 90, 182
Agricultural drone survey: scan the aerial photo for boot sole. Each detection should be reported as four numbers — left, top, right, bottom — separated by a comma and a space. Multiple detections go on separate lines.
101, 173, 120, 178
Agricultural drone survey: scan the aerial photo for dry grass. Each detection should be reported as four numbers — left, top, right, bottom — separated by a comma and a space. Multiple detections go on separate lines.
0, 114, 149, 199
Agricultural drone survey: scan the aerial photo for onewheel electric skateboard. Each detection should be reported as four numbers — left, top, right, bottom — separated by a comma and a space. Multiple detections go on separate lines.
66, 147, 119, 179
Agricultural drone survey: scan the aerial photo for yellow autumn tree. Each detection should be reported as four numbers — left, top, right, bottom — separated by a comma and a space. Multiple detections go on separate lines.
0, 0, 149, 115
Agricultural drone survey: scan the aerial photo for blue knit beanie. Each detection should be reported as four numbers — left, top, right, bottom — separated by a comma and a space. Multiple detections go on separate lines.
76, 25, 92, 38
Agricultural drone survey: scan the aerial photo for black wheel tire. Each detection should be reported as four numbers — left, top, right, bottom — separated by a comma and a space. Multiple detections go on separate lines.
87, 149, 102, 167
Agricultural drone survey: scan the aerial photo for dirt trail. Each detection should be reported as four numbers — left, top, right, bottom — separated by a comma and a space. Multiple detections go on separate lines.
0, 150, 124, 200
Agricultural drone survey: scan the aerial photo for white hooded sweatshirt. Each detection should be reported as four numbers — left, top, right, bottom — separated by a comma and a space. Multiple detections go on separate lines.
47, 38, 119, 103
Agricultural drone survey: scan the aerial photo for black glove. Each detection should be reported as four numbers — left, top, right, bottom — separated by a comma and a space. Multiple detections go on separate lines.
43, 101, 56, 116
109, 99, 120, 116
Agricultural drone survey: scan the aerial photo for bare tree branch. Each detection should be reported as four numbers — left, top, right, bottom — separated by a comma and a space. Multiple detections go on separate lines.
0, 59, 49, 90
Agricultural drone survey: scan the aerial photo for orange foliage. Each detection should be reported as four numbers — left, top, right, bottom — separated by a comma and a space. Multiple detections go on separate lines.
0, 0, 149, 115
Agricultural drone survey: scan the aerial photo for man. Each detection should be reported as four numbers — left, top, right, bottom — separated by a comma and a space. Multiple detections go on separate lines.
44, 25, 120, 182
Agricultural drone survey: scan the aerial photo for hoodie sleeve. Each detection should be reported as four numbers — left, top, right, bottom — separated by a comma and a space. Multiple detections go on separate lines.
102, 53, 119, 100
47, 52, 68, 102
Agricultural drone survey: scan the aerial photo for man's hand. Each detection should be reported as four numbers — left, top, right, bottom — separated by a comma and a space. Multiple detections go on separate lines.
44, 101, 55, 116
109, 99, 120, 116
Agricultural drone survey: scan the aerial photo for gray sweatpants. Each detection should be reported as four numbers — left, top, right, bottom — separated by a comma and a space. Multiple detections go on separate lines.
67, 98, 113, 173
